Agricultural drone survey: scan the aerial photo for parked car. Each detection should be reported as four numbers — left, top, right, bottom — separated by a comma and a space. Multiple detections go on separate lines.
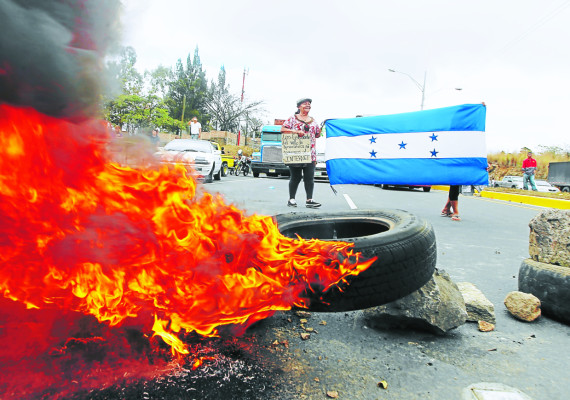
534, 180, 561, 193
494, 175, 524, 189
157, 139, 222, 183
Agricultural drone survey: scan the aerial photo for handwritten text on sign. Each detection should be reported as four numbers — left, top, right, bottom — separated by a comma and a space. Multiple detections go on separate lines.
282, 133, 311, 164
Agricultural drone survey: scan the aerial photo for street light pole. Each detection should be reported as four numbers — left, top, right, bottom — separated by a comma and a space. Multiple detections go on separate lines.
388, 68, 426, 110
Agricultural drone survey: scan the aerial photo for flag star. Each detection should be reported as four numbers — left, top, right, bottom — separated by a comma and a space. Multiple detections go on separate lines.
369, 136, 377, 144
429, 133, 438, 141
398, 141, 407, 149
430, 148, 439, 157
370, 149, 377, 158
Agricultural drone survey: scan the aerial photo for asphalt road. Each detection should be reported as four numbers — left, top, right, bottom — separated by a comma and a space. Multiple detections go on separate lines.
202, 173, 570, 400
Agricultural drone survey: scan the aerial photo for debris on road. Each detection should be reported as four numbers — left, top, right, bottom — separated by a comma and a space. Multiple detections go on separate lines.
504, 291, 541, 321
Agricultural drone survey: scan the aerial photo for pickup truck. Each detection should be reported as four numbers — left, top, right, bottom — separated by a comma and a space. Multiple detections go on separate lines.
210, 142, 235, 176
494, 175, 524, 189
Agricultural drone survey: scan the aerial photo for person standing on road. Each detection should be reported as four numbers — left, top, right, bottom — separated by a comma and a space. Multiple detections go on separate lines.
150, 128, 160, 146
189, 117, 202, 139
441, 185, 461, 221
522, 151, 537, 191
281, 98, 321, 208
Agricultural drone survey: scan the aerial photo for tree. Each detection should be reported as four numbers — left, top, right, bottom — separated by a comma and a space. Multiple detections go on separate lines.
145, 65, 173, 98
165, 46, 209, 131
206, 65, 264, 132
104, 94, 182, 134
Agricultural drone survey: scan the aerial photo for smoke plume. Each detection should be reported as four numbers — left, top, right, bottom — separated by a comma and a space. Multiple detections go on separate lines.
0, 0, 122, 119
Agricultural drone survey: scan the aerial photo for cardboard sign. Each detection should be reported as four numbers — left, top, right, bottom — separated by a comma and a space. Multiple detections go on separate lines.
282, 133, 312, 164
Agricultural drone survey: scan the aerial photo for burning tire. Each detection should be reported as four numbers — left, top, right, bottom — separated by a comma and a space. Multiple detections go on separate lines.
274, 209, 437, 312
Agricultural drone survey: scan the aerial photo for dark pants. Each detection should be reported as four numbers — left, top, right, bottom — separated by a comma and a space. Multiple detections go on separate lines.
289, 163, 315, 199
449, 185, 460, 201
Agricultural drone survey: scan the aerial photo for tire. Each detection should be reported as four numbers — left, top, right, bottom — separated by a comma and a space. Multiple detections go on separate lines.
204, 164, 214, 183
214, 164, 221, 181
381, 184, 390, 189
273, 209, 437, 312
243, 166, 249, 177
221, 162, 228, 177
518, 258, 570, 324
423, 187, 431, 192
563, 187, 570, 193
253, 171, 260, 178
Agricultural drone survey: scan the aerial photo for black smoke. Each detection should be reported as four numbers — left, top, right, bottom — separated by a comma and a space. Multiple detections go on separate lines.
0, 0, 122, 119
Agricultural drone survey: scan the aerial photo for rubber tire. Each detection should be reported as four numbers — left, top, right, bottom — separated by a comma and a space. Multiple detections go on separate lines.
273, 209, 437, 312
518, 258, 570, 324
204, 164, 214, 183
243, 166, 249, 177
253, 171, 260, 178
563, 187, 569, 193
221, 162, 228, 177
423, 187, 431, 192
214, 164, 221, 181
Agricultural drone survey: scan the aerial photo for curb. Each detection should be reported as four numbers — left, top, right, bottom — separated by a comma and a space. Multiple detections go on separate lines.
432, 185, 570, 210
479, 191, 570, 209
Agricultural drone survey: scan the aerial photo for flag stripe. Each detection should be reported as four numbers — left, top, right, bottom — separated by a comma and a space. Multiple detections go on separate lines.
325, 130, 486, 160
325, 104, 486, 137
326, 158, 489, 186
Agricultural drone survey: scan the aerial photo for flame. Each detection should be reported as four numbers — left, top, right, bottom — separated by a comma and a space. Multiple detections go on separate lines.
0, 103, 375, 358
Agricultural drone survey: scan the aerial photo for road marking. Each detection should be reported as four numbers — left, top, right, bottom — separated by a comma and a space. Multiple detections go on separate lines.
343, 193, 357, 209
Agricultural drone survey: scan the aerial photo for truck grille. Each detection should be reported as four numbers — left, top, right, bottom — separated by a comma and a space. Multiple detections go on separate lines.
262, 146, 283, 163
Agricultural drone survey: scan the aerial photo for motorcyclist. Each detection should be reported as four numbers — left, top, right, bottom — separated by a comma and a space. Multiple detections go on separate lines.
234, 149, 248, 174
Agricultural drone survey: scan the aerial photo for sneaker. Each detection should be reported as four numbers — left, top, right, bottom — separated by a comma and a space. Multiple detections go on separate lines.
306, 200, 321, 208
287, 199, 297, 207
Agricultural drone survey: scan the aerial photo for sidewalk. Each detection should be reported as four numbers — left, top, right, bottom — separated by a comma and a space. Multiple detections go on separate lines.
432, 185, 570, 210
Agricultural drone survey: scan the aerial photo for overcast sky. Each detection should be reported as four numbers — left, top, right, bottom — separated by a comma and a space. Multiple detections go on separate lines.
121, 0, 570, 153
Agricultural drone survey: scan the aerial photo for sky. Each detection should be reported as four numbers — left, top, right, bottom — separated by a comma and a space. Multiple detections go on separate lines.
120, 0, 570, 153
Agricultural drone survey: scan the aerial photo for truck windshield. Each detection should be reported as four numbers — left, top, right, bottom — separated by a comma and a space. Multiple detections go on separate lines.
262, 132, 282, 142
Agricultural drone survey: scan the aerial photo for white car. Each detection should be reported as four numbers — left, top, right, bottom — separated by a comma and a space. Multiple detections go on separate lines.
494, 176, 523, 189
158, 139, 222, 182
535, 180, 561, 193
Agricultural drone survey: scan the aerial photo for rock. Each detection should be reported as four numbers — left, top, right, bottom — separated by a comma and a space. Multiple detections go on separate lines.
456, 282, 496, 324
504, 291, 541, 322
478, 320, 495, 332
362, 269, 467, 334
528, 209, 570, 268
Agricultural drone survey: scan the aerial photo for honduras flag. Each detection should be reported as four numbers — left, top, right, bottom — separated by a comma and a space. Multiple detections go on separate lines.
324, 104, 488, 186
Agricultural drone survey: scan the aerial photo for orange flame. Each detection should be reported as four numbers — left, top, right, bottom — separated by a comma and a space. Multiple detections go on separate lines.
0, 104, 374, 356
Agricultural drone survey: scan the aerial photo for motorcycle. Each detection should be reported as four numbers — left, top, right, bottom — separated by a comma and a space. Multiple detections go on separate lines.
233, 156, 251, 176
231, 155, 250, 176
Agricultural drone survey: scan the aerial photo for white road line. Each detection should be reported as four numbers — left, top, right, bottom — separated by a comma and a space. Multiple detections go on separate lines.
343, 193, 358, 209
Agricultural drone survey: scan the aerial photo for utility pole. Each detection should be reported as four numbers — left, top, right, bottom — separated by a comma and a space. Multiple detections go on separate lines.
180, 94, 186, 137
238, 68, 248, 145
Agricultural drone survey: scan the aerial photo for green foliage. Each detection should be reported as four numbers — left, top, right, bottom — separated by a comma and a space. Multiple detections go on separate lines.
166, 46, 209, 129
102, 45, 264, 136
104, 94, 183, 133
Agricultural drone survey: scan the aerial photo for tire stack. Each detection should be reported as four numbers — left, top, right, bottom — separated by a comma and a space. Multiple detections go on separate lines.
518, 209, 570, 324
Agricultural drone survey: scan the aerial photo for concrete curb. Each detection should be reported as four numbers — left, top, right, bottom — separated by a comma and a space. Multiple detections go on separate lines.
479, 191, 570, 209
432, 185, 570, 210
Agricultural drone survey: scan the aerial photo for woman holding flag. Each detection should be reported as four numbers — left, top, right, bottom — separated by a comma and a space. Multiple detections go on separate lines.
281, 98, 322, 208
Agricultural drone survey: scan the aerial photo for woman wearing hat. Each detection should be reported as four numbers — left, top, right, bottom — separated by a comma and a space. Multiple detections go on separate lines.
281, 98, 321, 208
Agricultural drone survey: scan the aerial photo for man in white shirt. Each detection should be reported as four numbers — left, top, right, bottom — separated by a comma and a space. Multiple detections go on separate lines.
189, 117, 202, 139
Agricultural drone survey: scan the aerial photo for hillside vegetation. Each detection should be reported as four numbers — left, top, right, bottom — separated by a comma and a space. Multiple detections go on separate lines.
486, 147, 570, 200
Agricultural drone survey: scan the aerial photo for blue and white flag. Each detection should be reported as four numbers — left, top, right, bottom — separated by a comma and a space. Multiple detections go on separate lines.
324, 104, 488, 186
